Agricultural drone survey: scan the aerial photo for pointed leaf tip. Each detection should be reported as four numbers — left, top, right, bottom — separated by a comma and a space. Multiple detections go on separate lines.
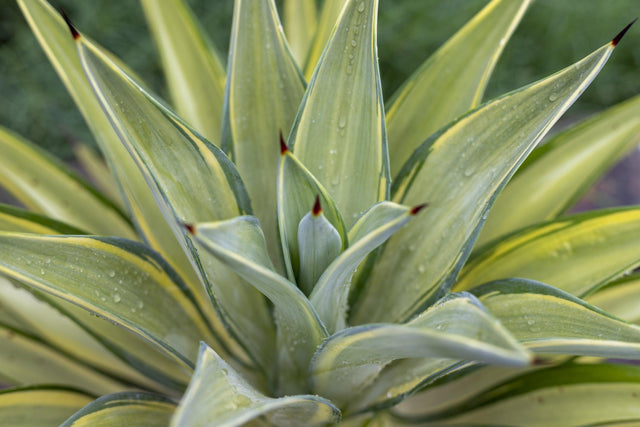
410, 203, 429, 215
280, 131, 289, 155
60, 9, 80, 40
312, 195, 322, 216
183, 223, 196, 235
612, 18, 637, 46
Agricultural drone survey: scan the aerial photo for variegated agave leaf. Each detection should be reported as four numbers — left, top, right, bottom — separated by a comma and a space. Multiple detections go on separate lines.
0, 0, 638, 426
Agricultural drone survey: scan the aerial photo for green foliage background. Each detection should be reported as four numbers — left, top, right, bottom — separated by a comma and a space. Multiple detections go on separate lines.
1, 0, 639, 157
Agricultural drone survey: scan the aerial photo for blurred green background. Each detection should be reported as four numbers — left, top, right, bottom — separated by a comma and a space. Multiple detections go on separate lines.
0, 0, 639, 206
1, 0, 639, 155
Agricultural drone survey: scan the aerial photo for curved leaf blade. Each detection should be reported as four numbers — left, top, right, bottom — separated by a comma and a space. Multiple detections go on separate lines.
223, 0, 306, 264
0, 386, 93, 427
586, 273, 640, 323
284, 0, 318, 67
353, 39, 618, 324
0, 125, 133, 238
386, 0, 530, 177
0, 203, 85, 234
297, 207, 342, 296
0, 207, 177, 391
473, 279, 640, 359
456, 208, 640, 297
49, 297, 191, 393
188, 217, 327, 394
0, 278, 173, 393
17, 0, 233, 359
303, 0, 347, 79
310, 202, 421, 333
0, 232, 213, 371
76, 30, 274, 372
346, 358, 464, 416
277, 147, 348, 283
62, 392, 176, 427
141, 0, 226, 143
311, 293, 529, 408
478, 93, 640, 246
393, 363, 640, 426
171, 343, 341, 427
291, 0, 389, 226
0, 323, 126, 395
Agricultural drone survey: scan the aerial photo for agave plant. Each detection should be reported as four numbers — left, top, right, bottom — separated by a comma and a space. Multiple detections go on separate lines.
1, 0, 640, 425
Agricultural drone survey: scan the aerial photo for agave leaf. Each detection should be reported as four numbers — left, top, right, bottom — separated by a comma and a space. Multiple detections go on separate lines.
310, 202, 423, 333
291, 0, 389, 227
394, 363, 542, 422
0, 203, 85, 234
478, 93, 640, 246
0, 386, 93, 427
0, 278, 173, 393
277, 146, 348, 283
0, 232, 213, 372
353, 37, 619, 325
473, 279, 640, 359
456, 208, 640, 297
586, 273, 640, 323
61, 392, 176, 427
393, 363, 640, 426
72, 144, 124, 210
0, 204, 184, 392
303, 0, 348, 78
310, 293, 530, 408
0, 323, 125, 395
346, 359, 464, 416
0, 125, 133, 238
284, 0, 317, 67
75, 29, 276, 374
187, 217, 328, 393
141, 0, 226, 143
18, 0, 232, 356
49, 297, 191, 393
297, 204, 342, 296
171, 343, 341, 427
223, 0, 306, 266
386, 0, 530, 177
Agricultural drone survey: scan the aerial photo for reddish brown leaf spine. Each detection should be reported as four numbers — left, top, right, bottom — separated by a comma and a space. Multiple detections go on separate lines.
312, 195, 322, 216
410, 203, 428, 215
60, 9, 80, 40
612, 18, 637, 46
280, 131, 289, 155
184, 223, 196, 235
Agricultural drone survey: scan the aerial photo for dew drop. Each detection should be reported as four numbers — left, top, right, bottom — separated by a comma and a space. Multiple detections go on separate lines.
108, 270, 116, 278
358, 1, 365, 12
137, 301, 144, 310
417, 264, 426, 273
464, 168, 474, 177
112, 293, 121, 303
351, 39, 357, 47
548, 93, 558, 102
338, 115, 347, 129
40, 269, 45, 276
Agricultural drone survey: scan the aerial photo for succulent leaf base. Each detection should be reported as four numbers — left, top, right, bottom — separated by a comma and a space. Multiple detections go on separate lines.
1, 0, 640, 425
